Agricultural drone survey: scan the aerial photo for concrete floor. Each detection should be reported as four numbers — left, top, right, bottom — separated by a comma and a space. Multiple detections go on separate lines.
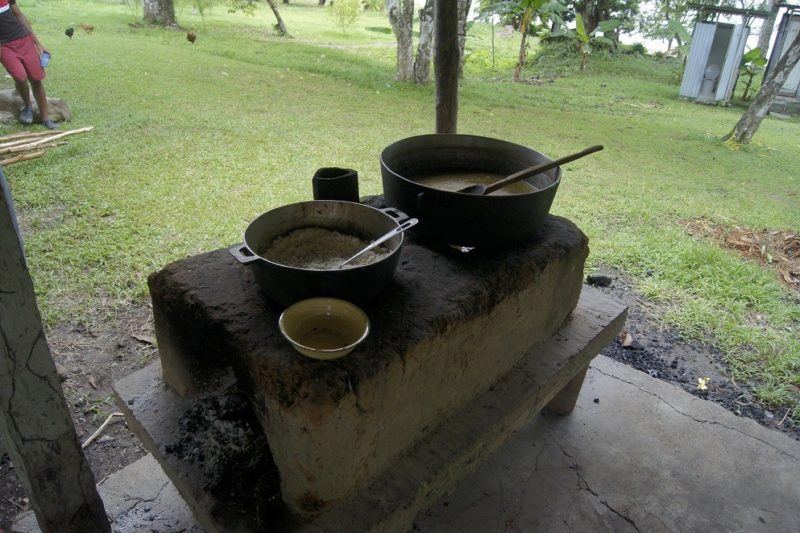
14, 356, 800, 532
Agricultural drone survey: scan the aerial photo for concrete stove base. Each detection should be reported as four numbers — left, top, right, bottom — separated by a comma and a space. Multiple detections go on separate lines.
148, 209, 589, 513
113, 287, 625, 533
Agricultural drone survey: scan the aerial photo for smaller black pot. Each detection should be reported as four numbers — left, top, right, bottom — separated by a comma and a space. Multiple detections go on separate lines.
230, 201, 407, 307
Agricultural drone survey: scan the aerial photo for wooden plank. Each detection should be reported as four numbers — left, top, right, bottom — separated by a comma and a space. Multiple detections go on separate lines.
434, 0, 459, 133
0, 170, 109, 532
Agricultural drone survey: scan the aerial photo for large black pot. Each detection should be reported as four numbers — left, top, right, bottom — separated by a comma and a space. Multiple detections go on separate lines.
230, 201, 406, 307
381, 134, 561, 248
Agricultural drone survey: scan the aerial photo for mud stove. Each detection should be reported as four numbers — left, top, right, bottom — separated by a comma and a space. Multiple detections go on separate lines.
113, 199, 626, 532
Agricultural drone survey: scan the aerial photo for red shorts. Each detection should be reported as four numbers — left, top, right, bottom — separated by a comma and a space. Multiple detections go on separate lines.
0, 34, 45, 82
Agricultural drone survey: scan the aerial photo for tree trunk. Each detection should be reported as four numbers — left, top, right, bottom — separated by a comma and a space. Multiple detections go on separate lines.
266, 0, 289, 36
741, 72, 754, 100
513, 7, 533, 83
456, 0, 471, 77
757, 0, 779, 58
0, 170, 110, 533
143, 0, 176, 26
319, 0, 326, 5
726, 31, 800, 144
388, 0, 415, 80
435, 0, 459, 133
414, 0, 435, 84
513, 28, 529, 82
581, 4, 599, 34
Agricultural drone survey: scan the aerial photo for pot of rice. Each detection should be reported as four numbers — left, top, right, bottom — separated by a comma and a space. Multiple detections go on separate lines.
230, 200, 408, 306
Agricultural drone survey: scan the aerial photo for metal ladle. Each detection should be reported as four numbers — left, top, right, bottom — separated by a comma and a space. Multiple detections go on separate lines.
338, 218, 419, 269
457, 145, 604, 195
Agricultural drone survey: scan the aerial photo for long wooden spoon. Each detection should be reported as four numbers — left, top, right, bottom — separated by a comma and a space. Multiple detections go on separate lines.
458, 145, 604, 195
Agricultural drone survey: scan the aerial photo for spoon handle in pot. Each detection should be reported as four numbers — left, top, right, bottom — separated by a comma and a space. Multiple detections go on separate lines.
339, 218, 419, 269
483, 145, 604, 195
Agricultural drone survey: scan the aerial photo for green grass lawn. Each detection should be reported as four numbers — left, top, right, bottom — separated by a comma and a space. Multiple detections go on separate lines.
4, 0, 799, 417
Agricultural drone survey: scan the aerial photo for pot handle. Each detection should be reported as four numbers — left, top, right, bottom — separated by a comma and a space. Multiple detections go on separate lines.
380, 207, 410, 224
229, 244, 260, 265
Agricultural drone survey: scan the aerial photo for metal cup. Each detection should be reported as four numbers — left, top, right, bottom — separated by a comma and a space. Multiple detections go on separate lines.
312, 167, 359, 203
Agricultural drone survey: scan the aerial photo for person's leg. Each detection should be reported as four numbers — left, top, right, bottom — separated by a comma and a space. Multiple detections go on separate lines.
15, 35, 56, 128
13, 77, 34, 125
29, 80, 48, 121
13, 78, 31, 108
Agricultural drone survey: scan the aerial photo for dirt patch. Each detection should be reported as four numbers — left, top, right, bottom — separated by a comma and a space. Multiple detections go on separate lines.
683, 217, 800, 292
591, 269, 798, 440
0, 305, 156, 530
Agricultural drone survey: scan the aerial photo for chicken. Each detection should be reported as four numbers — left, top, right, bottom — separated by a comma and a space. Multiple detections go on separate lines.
79, 23, 94, 35
187, 31, 197, 44
65, 27, 74, 39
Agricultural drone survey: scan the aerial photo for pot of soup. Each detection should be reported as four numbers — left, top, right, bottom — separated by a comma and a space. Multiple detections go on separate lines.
380, 134, 561, 248
229, 201, 408, 306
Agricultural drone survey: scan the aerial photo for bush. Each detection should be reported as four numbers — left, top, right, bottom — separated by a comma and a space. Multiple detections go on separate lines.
529, 39, 582, 74
621, 42, 648, 55
331, 0, 361, 32
362, 0, 384, 12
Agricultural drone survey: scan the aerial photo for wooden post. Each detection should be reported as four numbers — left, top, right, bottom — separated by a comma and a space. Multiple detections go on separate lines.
0, 169, 110, 532
434, 0, 459, 133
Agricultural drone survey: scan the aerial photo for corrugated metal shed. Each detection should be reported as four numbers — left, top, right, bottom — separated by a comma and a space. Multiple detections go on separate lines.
717, 24, 749, 103
679, 22, 749, 105
680, 23, 717, 99
766, 13, 800, 98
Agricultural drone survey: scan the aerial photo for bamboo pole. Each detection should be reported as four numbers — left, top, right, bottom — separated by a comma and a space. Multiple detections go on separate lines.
0, 150, 46, 166
0, 137, 53, 150
0, 130, 57, 143
1, 141, 67, 154
0, 127, 92, 156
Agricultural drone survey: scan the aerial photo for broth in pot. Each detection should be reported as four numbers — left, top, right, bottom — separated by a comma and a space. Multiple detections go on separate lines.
415, 170, 537, 196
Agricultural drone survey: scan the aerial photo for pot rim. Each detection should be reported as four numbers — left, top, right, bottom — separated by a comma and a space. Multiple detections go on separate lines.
243, 200, 404, 272
380, 133, 562, 199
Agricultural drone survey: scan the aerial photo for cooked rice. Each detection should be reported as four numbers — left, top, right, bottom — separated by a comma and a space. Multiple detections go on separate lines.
260, 227, 390, 269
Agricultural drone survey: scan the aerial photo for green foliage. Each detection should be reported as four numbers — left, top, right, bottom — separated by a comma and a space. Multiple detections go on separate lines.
228, 0, 258, 16
552, 14, 620, 69
478, 0, 565, 35
177, 0, 213, 28
575, 11, 588, 40
570, 0, 640, 35
741, 46, 767, 67
195, 0, 213, 28
331, 0, 361, 32
667, 18, 691, 44
621, 42, 648, 55
739, 47, 767, 100
362, 0, 384, 11
638, 0, 692, 48
529, 38, 583, 73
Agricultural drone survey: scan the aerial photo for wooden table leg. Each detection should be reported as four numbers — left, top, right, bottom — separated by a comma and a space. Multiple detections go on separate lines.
546, 364, 590, 415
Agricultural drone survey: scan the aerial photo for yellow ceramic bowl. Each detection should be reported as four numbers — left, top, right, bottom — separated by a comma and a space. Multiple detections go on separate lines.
278, 298, 370, 360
